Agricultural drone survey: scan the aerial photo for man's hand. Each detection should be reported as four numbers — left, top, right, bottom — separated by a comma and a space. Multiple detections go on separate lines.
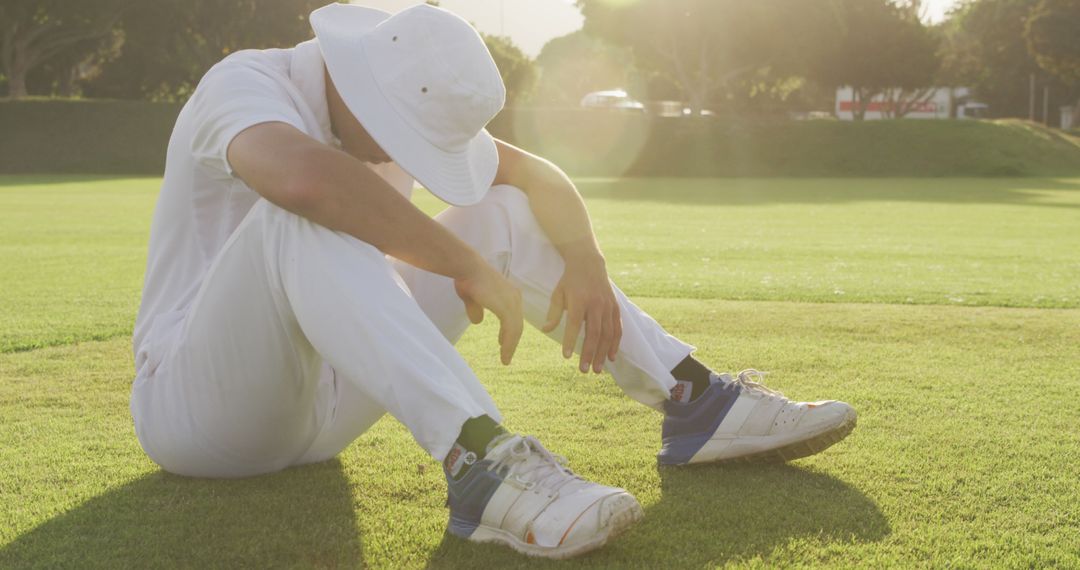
491, 138, 620, 374
454, 261, 524, 365
542, 252, 622, 374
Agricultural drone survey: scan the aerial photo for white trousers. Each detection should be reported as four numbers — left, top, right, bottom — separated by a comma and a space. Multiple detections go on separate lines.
130, 185, 692, 478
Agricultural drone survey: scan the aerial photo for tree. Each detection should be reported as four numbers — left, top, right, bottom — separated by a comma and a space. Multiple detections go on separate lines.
0, 0, 131, 98
85, 0, 324, 101
941, 0, 1080, 120
27, 28, 123, 97
578, 0, 793, 115
480, 33, 536, 107
1026, 0, 1080, 127
531, 30, 636, 106
805, 0, 940, 120
879, 20, 942, 118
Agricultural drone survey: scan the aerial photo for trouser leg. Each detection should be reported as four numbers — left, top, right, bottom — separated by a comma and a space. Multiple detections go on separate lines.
395, 185, 693, 409
130, 199, 499, 478
290, 362, 388, 467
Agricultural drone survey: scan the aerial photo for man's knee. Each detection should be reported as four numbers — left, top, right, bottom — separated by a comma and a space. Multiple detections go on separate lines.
468, 184, 542, 234
484, 184, 536, 222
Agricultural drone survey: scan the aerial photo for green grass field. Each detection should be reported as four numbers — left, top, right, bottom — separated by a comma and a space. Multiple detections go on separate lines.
2, 175, 1078, 568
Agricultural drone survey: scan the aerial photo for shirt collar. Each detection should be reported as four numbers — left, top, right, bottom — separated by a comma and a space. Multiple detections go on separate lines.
289, 39, 335, 145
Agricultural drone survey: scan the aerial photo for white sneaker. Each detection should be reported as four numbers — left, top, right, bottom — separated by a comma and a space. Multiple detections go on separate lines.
445, 434, 643, 559
658, 370, 857, 465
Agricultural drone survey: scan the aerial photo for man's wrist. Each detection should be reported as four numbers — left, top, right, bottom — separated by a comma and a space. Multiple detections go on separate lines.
559, 239, 605, 270
454, 250, 489, 282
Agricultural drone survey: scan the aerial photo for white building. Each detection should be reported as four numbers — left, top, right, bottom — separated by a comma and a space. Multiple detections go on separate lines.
835, 87, 986, 120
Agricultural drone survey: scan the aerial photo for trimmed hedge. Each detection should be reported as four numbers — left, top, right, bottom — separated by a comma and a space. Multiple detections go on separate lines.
1, 99, 182, 175
490, 110, 1080, 177
3, 99, 1080, 177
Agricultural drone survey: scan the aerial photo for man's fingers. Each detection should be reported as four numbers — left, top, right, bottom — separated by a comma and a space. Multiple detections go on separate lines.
592, 309, 613, 374
499, 320, 522, 365
562, 308, 583, 359
455, 280, 485, 324
541, 286, 564, 333
498, 305, 523, 365
464, 298, 484, 324
608, 303, 622, 361
579, 307, 602, 373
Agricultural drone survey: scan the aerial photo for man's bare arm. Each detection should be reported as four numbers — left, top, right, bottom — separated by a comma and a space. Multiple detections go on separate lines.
492, 138, 621, 374
227, 121, 523, 363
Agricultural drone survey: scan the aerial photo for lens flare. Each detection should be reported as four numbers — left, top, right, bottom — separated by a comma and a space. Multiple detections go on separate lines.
509, 106, 651, 178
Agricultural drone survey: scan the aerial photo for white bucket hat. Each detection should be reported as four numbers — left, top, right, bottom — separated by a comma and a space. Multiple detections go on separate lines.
309, 3, 506, 206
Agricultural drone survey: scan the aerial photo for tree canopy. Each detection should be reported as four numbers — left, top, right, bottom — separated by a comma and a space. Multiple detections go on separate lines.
576, 0, 942, 119
7, 0, 1079, 124
1026, 0, 1080, 126
480, 33, 536, 107
941, 0, 1080, 121
531, 30, 636, 106
805, 0, 940, 119
578, 0, 799, 114
1026, 0, 1080, 83
84, 0, 323, 101
1, 0, 132, 98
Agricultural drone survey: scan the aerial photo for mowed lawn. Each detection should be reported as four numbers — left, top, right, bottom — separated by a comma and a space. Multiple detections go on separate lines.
1, 175, 1078, 568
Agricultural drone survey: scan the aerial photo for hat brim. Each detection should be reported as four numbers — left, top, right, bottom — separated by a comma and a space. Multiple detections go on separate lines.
311, 4, 497, 207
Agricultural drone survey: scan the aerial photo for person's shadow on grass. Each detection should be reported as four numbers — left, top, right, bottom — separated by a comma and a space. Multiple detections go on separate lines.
0, 459, 362, 569
425, 462, 889, 568
1, 456, 888, 569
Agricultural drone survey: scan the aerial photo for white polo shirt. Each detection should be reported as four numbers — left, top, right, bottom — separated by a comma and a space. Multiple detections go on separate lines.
133, 39, 413, 373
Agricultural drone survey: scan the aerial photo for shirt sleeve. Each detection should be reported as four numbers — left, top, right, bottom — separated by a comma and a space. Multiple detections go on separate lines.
187, 62, 307, 177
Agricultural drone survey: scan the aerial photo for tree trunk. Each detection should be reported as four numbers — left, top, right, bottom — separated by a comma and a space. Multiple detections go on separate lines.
4, 32, 36, 99
6, 65, 28, 98
852, 88, 866, 121
882, 89, 897, 119
57, 64, 78, 97
892, 87, 936, 119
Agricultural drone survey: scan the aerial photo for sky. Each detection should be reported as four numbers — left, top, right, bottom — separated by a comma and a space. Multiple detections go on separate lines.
352, 0, 960, 58
922, 0, 961, 23
351, 0, 583, 57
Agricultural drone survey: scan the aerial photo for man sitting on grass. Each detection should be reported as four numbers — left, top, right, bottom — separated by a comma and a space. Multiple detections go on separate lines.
131, 3, 856, 559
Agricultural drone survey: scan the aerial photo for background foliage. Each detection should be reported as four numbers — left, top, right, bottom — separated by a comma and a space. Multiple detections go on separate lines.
4, 98, 1079, 177
4, 0, 1079, 125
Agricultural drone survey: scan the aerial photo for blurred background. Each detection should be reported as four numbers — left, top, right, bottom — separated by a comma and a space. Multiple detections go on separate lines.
1, 0, 1078, 176
2, 5, 1079, 566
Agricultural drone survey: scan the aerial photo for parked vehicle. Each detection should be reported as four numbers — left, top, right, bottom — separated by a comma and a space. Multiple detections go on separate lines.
580, 89, 645, 112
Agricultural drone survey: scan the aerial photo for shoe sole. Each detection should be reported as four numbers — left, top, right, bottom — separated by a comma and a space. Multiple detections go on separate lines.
464, 493, 643, 559
695, 414, 857, 465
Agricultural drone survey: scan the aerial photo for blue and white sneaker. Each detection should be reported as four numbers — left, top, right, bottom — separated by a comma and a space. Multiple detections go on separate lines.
658, 370, 857, 466
445, 434, 643, 559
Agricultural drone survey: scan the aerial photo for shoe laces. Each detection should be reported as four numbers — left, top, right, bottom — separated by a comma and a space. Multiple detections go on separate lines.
484, 435, 582, 494
726, 369, 785, 399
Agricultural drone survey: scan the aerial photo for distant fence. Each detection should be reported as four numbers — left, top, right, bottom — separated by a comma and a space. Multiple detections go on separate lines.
3, 99, 1080, 177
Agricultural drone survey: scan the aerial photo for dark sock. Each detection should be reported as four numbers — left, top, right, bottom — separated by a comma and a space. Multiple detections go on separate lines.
446, 415, 507, 479
670, 355, 714, 403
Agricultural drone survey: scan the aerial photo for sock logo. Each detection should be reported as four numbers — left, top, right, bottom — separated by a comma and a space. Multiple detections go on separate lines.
445, 443, 468, 477
671, 381, 692, 404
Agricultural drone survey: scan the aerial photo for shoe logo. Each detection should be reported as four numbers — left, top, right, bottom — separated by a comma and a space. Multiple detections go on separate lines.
445, 443, 468, 478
